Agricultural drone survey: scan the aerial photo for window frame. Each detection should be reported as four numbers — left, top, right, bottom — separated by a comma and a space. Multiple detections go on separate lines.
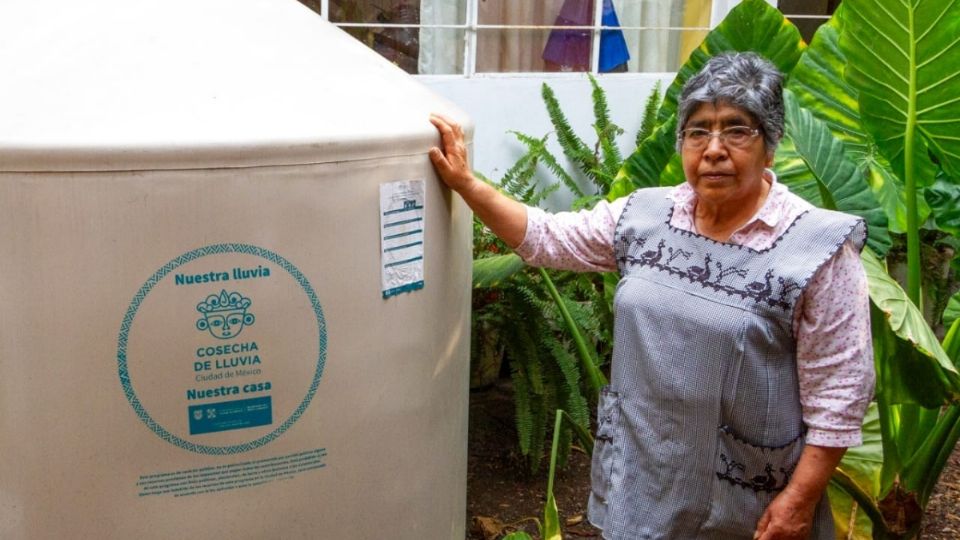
317, 1, 835, 77
320, 0, 713, 77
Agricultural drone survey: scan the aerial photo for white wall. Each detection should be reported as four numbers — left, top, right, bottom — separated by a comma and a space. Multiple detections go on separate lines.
420, 73, 673, 208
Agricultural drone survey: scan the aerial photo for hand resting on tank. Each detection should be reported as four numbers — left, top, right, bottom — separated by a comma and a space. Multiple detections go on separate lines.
428, 113, 528, 248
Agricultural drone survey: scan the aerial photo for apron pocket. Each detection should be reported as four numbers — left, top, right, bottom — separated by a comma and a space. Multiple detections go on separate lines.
700, 425, 805, 536
590, 386, 621, 503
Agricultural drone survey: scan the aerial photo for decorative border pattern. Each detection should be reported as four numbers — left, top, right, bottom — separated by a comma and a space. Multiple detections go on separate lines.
617, 235, 802, 311
117, 243, 328, 455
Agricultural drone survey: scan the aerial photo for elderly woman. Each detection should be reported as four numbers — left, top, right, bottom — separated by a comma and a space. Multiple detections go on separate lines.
430, 52, 873, 540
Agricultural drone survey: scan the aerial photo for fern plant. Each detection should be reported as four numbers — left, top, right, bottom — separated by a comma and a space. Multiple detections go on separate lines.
471, 75, 661, 472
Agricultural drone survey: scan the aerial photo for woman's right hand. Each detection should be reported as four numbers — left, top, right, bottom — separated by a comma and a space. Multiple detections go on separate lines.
427, 112, 529, 248
429, 113, 476, 195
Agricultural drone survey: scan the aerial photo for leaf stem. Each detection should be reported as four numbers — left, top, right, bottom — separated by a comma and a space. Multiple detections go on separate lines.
905, 2, 922, 305
538, 267, 607, 399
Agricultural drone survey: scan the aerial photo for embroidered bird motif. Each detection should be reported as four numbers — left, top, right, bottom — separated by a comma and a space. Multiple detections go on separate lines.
719, 453, 745, 478
687, 253, 713, 283
639, 239, 666, 265
777, 277, 803, 299
750, 464, 779, 492
745, 269, 775, 299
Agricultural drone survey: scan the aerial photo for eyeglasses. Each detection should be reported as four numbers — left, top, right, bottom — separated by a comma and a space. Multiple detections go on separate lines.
680, 126, 761, 150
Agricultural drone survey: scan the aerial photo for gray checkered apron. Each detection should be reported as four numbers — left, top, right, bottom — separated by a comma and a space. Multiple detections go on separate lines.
588, 187, 866, 539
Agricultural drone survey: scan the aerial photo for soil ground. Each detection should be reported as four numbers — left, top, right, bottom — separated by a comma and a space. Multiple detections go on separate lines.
466, 379, 960, 540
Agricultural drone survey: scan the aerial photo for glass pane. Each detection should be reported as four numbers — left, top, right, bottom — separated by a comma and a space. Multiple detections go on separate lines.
476, 28, 593, 73
477, 0, 595, 73
779, 0, 839, 43
418, 28, 466, 74
329, 0, 420, 24
330, 0, 466, 74
611, 0, 710, 73
329, 0, 465, 24
297, 0, 323, 16
478, 0, 574, 26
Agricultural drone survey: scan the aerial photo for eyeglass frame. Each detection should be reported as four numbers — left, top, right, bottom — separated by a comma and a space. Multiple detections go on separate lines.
679, 125, 762, 151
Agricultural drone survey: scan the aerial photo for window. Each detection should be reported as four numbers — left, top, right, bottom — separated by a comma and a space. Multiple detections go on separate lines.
300, 0, 714, 75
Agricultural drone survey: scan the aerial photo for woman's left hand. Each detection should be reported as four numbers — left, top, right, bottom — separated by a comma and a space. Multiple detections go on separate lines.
754, 444, 846, 539
752, 487, 816, 539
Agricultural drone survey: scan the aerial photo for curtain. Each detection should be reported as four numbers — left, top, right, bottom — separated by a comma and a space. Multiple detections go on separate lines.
476, 0, 564, 72
418, 0, 465, 74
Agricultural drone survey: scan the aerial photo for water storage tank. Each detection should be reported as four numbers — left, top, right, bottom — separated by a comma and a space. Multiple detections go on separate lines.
0, 1, 472, 538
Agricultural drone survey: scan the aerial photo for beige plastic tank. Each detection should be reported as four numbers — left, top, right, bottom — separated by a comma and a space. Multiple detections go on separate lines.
0, 1, 472, 538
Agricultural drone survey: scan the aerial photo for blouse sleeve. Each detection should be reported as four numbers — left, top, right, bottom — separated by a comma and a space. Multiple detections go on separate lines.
513, 197, 629, 273
793, 240, 875, 447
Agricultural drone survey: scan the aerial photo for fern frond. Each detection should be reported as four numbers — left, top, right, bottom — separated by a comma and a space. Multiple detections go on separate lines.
500, 132, 547, 200
498, 151, 536, 198
589, 74, 612, 135
526, 385, 550, 472
510, 364, 534, 456
543, 334, 582, 396
542, 82, 598, 178
532, 142, 585, 199
637, 81, 663, 148
571, 194, 603, 211
595, 123, 624, 183
589, 74, 624, 183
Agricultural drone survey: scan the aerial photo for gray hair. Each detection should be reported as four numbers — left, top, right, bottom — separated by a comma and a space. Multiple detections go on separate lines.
676, 52, 784, 154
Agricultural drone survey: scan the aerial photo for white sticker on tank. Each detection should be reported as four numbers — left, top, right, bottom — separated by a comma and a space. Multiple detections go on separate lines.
380, 179, 425, 298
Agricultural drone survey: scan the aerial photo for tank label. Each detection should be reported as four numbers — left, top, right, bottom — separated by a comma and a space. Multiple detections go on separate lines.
188, 396, 273, 435
380, 179, 425, 298
118, 244, 327, 455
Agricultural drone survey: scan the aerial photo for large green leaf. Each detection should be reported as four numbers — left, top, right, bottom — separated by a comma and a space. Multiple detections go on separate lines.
863, 248, 960, 406
866, 154, 931, 234
658, 0, 805, 122
841, 403, 886, 497
777, 89, 891, 254
786, 6, 864, 154
828, 483, 874, 540
610, 115, 677, 199
472, 254, 525, 288
840, 0, 960, 186
830, 403, 884, 538
502, 533, 534, 540
925, 172, 960, 236
786, 6, 929, 235
944, 292, 960, 328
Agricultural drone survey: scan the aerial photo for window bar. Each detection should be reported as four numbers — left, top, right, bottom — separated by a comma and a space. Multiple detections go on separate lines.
330, 23, 708, 31
590, 0, 604, 73
464, 0, 479, 77
320, 0, 329, 20
781, 14, 832, 19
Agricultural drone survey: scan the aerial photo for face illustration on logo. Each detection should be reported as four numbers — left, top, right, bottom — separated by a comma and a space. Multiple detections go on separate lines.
196, 290, 255, 340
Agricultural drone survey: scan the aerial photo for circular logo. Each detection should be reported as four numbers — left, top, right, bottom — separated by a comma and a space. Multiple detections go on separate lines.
118, 244, 327, 455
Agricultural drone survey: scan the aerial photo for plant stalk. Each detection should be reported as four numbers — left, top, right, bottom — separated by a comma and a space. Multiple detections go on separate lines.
830, 469, 889, 536
539, 267, 608, 399
904, 4, 921, 306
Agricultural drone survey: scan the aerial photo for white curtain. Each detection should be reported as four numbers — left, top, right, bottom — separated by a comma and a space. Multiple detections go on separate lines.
617, 0, 709, 73
418, 0, 465, 74
475, 0, 566, 73
710, 0, 743, 25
